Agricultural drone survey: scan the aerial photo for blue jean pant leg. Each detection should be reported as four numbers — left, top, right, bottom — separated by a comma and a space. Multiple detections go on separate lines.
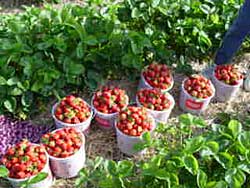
215, 0, 250, 65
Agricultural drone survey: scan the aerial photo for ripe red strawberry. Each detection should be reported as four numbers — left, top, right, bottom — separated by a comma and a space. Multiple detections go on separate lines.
215, 65, 243, 85
184, 75, 213, 99
116, 106, 154, 136
2, 140, 47, 179
55, 95, 91, 124
143, 63, 173, 90
137, 89, 171, 111
41, 127, 83, 158
93, 86, 128, 114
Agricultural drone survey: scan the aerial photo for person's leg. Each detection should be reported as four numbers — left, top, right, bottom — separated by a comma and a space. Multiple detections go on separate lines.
215, 0, 250, 65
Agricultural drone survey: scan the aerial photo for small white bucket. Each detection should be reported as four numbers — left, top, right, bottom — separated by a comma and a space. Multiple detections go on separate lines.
115, 115, 156, 156
48, 129, 86, 178
91, 96, 129, 130
211, 71, 243, 102
52, 102, 94, 135
179, 78, 215, 115
136, 92, 175, 124
138, 70, 174, 93
7, 145, 53, 188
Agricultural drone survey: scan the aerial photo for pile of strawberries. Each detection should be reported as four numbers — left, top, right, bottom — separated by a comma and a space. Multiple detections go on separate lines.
116, 106, 154, 136
55, 95, 91, 124
215, 65, 243, 85
137, 89, 171, 111
93, 86, 128, 114
1, 140, 47, 179
184, 75, 213, 99
143, 63, 173, 90
41, 128, 82, 158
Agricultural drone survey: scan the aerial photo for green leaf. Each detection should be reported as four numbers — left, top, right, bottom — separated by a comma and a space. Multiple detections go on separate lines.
238, 164, 250, 174
84, 35, 98, 46
238, 131, 250, 149
10, 87, 23, 96
0, 166, 9, 178
121, 53, 142, 70
152, 0, 160, 8
193, 117, 207, 127
117, 160, 133, 178
206, 181, 228, 188
200, 141, 219, 156
179, 114, 193, 126
215, 152, 233, 169
107, 160, 117, 176
0, 76, 7, 85
197, 169, 207, 188
7, 77, 19, 86
185, 136, 204, 153
28, 172, 48, 184
142, 132, 151, 143
131, 8, 141, 18
4, 97, 17, 113
154, 169, 169, 180
225, 168, 246, 188
67, 63, 85, 75
183, 154, 199, 175
200, 4, 211, 14
76, 42, 84, 58
228, 120, 242, 139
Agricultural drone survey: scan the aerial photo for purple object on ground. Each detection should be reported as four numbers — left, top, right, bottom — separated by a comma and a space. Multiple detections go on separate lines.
0, 115, 53, 158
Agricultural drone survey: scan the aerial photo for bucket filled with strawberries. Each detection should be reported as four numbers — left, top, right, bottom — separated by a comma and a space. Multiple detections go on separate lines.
136, 88, 175, 124
52, 95, 93, 134
91, 86, 129, 130
138, 63, 174, 92
41, 127, 85, 178
1, 140, 53, 188
212, 65, 244, 102
115, 106, 155, 156
179, 74, 215, 114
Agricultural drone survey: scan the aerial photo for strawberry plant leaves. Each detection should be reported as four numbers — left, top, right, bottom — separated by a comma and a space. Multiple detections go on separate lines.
28, 172, 48, 184
184, 136, 204, 154
215, 152, 233, 169
238, 131, 250, 149
0, 166, 8, 178
4, 97, 17, 113
197, 169, 207, 188
228, 120, 242, 139
183, 154, 199, 175
225, 168, 246, 188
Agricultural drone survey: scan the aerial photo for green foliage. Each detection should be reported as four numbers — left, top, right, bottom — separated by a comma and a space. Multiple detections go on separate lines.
76, 115, 250, 188
0, 0, 246, 117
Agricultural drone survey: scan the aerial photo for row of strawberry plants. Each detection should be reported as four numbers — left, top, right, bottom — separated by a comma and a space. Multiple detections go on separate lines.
0, 0, 246, 117
75, 114, 250, 188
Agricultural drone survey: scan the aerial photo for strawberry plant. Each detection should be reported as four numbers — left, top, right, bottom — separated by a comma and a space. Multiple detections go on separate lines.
76, 114, 250, 188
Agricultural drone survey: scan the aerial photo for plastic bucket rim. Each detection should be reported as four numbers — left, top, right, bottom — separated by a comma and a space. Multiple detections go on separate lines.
45, 128, 85, 161
212, 70, 243, 88
52, 101, 94, 127
90, 95, 129, 117
114, 114, 156, 140
181, 76, 215, 101
141, 65, 174, 92
7, 143, 50, 182
135, 91, 175, 113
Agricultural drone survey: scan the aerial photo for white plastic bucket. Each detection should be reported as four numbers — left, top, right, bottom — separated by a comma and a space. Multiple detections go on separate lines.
136, 92, 175, 124
91, 95, 129, 130
115, 115, 156, 156
179, 78, 215, 115
211, 71, 243, 102
138, 70, 174, 93
52, 102, 94, 135
48, 129, 86, 178
7, 145, 53, 188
